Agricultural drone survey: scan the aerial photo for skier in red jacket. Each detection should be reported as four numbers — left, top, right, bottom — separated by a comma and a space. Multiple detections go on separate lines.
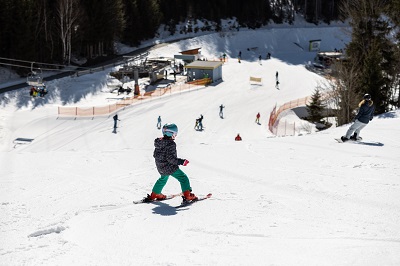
255, 112, 260, 124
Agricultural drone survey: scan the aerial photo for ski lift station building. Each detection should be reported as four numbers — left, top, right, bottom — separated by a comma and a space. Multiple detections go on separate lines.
185, 60, 223, 83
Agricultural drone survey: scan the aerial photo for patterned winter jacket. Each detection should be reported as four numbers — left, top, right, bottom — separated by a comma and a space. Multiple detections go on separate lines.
355, 100, 375, 124
153, 137, 185, 175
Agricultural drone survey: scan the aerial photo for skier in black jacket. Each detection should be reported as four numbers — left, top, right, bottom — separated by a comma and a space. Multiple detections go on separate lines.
146, 123, 198, 201
341, 94, 375, 142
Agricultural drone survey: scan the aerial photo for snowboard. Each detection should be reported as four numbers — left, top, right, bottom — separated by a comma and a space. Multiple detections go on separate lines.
175, 193, 212, 208
335, 137, 362, 143
133, 193, 182, 204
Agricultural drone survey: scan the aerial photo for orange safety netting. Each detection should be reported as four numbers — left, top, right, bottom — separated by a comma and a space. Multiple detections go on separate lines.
269, 96, 310, 136
57, 82, 204, 117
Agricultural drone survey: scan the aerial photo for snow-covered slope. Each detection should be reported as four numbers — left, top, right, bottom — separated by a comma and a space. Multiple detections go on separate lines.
1, 26, 399, 266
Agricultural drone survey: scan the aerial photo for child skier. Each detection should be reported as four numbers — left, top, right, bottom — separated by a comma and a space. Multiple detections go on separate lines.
255, 112, 261, 124
146, 123, 198, 202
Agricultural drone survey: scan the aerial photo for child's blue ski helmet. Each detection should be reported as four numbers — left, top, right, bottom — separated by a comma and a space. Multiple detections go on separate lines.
162, 123, 178, 137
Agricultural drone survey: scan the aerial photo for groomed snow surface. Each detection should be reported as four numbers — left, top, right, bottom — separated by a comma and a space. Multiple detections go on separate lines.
1, 26, 400, 266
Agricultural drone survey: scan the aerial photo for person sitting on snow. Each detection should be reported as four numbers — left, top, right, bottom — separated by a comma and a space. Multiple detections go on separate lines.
235, 133, 242, 141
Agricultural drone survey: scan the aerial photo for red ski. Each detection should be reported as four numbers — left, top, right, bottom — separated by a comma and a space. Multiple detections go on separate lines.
175, 193, 212, 208
133, 193, 182, 204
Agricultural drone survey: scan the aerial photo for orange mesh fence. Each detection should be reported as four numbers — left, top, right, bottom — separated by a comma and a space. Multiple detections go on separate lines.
270, 119, 297, 136
77, 107, 95, 116
187, 78, 212, 86
94, 104, 117, 115
116, 99, 135, 105
269, 96, 310, 136
58, 81, 205, 117
160, 86, 171, 96
208, 57, 228, 63
58, 107, 77, 116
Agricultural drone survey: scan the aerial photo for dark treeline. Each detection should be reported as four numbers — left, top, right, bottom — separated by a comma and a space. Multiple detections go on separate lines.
332, 0, 400, 121
0, 0, 342, 67
1, 0, 399, 115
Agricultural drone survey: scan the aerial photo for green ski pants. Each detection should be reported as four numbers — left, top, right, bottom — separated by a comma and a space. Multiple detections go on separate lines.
152, 168, 192, 194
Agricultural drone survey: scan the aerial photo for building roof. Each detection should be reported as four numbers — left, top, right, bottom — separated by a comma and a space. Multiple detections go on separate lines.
185, 60, 223, 70
180, 48, 201, 55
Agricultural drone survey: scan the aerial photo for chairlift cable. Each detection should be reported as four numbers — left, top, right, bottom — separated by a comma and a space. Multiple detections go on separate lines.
0, 56, 68, 68
0, 57, 91, 71
0, 62, 85, 72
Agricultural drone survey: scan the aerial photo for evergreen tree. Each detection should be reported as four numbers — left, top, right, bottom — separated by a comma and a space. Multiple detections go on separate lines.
136, 0, 162, 40
0, 0, 15, 58
79, 0, 125, 58
306, 88, 325, 123
385, 0, 400, 109
341, 0, 397, 115
122, 0, 143, 46
6, 0, 37, 61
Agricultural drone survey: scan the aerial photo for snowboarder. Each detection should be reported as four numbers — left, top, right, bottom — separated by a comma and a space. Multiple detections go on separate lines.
145, 123, 198, 201
341, 94, 375, 142
238, 51, 242, 63
113, 114, 120, 129
219, 104, 225, 118
276, 71, 279, 81
275, 80, 280, 89
157, 116, 162, 129
255, 112, 261, 124
198, 114, 204, 130
235, 133, 242, 141
258, 54, 262, 64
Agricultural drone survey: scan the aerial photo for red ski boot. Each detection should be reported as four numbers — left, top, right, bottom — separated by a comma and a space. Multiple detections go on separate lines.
149, 192, 167, 201
183, 190, 198, 201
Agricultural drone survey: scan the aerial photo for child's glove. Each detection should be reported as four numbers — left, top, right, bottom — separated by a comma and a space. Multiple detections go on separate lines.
178, 159, 189, 166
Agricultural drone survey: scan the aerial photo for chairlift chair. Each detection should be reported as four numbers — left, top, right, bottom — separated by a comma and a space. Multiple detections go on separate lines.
26, 65, 44, 87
